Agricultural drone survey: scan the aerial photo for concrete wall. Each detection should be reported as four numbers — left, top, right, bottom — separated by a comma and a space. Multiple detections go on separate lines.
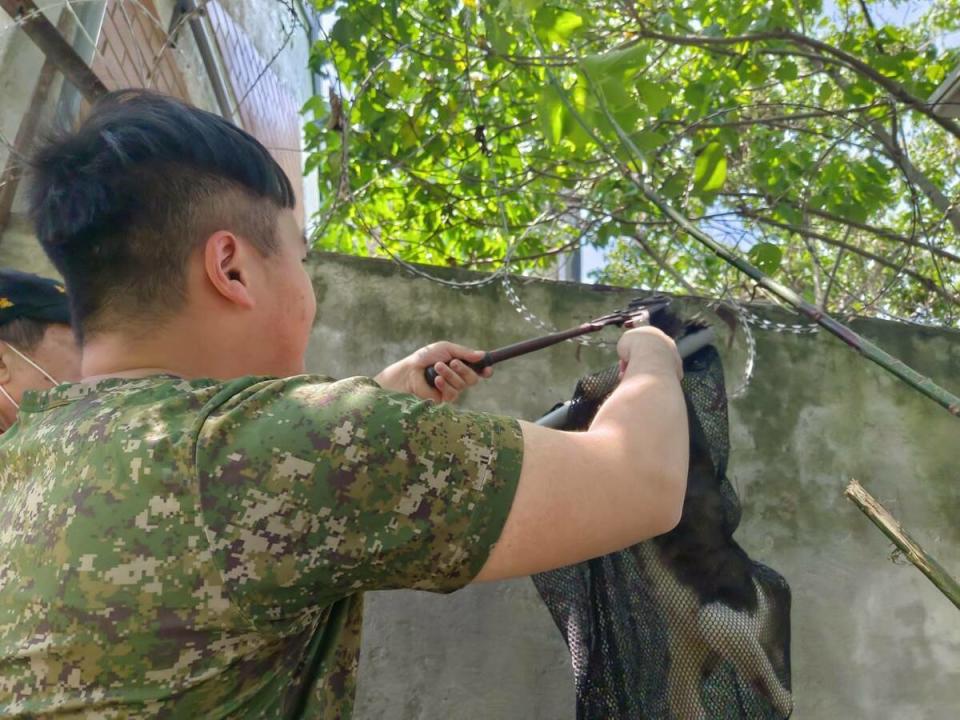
0, 206, 955, 717
305, 252, 960, 720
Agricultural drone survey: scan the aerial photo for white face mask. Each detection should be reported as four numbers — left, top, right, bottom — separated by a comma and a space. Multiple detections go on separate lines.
0, 343, 59, 427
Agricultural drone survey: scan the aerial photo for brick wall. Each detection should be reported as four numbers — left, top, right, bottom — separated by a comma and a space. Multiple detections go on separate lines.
207, 0, 305, 227
90, 0, 191, 100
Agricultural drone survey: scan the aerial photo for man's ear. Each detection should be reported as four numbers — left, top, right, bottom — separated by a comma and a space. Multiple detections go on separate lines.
203, 231, 256, 309
0, 344, 11, 385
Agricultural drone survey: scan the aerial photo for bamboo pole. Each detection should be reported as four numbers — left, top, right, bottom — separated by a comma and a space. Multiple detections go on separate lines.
845, 479, 960, 610
535, 38, 960, 419
636, 179, 960, 417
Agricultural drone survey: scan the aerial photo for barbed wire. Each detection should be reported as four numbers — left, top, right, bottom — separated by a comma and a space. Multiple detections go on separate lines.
324, 22, 949, 256
1, 0, 955, 391
316, 12, 952, 383
0, 0, 301, 210
0, 0, 204, 80
0, 0, 310, 130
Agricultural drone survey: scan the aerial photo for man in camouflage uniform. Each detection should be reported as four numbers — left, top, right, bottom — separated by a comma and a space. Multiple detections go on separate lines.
0, 269, 80, 432
0, 91, 689, 718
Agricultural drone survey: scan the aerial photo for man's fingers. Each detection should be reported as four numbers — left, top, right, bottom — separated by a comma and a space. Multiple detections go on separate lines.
442, 343, 486, 362
433, 371, 459, 403
435, 362, 466, 392
450, 359, 480, 386
414, 343, 492, 403
431, 374, 449, 402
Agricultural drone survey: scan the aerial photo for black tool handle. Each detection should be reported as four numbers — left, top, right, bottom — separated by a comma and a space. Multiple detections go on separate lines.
422, 300, 666, 390
424, 352, 493, 389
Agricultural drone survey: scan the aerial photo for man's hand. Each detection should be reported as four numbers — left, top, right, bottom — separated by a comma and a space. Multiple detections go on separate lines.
475, 324, 688, 582
617, 326, 684, 382
374, 342, 493, 403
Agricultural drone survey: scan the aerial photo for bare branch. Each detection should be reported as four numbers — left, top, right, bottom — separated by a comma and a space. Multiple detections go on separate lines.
744, 211, 959, 304
846, 479, 960, 611
632, 27, 960, 141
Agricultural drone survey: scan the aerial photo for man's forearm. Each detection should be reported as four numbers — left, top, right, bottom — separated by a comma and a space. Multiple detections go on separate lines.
588, 368, 689, 530
373, 361, 405, 393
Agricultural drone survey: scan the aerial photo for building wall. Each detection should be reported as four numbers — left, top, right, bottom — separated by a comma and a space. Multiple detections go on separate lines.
0, 1, 66, 140
303, 252, 960, 720
0, 0, 319, 263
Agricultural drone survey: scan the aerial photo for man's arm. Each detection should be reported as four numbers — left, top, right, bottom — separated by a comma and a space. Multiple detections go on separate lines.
475, 326, 688, 582
196, 326, 686, 614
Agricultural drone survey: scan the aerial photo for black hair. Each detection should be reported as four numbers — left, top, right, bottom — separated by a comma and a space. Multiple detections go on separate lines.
0, 318, 49, 353
28, 89, 296, 341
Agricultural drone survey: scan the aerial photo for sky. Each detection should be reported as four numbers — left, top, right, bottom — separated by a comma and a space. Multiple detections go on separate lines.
313, 1, 958, 282
576, 0, 960, 282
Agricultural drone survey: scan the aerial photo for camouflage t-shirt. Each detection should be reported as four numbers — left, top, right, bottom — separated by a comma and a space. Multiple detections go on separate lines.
0, 375, 523, 718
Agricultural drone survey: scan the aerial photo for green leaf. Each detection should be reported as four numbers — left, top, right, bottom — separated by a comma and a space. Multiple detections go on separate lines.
773, 201, 802, 227
683, 81, 709, 116
661, 171, 686, 199
635, 78, 671, 114
554, 10, 584, 36
817, 82, 834, 104
581, 44, 648, 80
775, 61, 798, 82
749, 242, 783, 274
381, 71, 405, 97
535, 7, 584, 44
693, 142, 727, 193
872, 54, 907, 78
924, 62, 947, 85
482, 11, 512, 54
593, 71, 632, 110
538, 86, 567, 145
509, 0, 545, 17
632, 129, 669, 152
302, 0, 959, 324
747, 60, 767, 84
300, 95, 325, 116
304, 151, 323, 176
330, 18, 356, 48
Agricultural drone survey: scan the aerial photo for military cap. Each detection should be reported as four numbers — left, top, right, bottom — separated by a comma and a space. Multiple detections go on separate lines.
0, 269, 70, 326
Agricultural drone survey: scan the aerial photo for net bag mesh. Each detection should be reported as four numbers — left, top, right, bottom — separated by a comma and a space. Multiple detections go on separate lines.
532, 324, 793, 720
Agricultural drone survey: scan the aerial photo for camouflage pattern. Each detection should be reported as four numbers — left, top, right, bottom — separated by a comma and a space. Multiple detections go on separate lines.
0, 375, 523, 717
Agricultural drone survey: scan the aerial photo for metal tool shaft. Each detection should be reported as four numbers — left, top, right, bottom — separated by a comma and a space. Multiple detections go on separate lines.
425, 323, 607, 388
423, 297, 669, 390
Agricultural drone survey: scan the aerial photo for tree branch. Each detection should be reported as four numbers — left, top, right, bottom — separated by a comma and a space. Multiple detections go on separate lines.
633, 27, 960, 141
719, 192, 960, 265
632, 230, 698, 293
846, 479, 960, 611
744, 211, 959, 304
802, 206, 960, 264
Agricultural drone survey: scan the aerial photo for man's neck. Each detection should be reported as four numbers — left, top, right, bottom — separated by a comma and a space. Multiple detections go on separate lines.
81, 325, 219, 381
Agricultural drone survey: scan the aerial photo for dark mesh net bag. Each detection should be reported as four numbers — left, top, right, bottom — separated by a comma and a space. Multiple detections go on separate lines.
532, 322, 793, 720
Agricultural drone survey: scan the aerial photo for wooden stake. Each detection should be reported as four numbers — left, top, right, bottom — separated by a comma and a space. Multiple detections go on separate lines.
845, 479, 960, 611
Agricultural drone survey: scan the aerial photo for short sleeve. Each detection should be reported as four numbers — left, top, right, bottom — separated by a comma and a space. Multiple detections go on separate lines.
195, 376, 523, 622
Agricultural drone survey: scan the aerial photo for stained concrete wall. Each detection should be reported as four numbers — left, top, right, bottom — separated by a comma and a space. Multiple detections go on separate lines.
305, 252, 960, 720
0, 227, 955, 716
